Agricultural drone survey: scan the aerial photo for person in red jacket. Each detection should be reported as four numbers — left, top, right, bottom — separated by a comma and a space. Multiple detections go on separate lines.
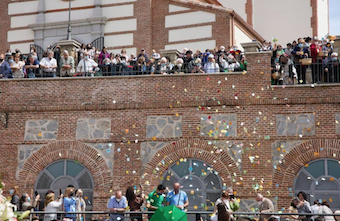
310, 39, 321, 63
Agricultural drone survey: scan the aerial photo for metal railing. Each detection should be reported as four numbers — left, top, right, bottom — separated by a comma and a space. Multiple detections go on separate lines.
0, 62, 246, 79
26, 210, 339, 221
271, 60, 340, 85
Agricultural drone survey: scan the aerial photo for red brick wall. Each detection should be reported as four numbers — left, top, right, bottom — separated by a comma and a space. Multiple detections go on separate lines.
1, 52, 340, 211
0, 0, 11, 53
245, 0, 253, 27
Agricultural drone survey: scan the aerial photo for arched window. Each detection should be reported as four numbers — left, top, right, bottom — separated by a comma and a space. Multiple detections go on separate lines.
35, 160, 94, 210
294, 158, 340, 210
162, 158, 223, 211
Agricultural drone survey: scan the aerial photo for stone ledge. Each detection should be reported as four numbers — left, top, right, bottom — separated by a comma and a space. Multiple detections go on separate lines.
1, 96, 340, 113
0, 72, 244, 83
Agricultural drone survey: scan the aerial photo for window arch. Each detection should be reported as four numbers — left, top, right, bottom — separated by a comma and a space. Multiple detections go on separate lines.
162, 158, 223, 211
294, 158, 340, 210
35, 160, 94, 210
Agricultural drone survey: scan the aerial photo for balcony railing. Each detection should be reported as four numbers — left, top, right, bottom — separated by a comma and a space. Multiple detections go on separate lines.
26, 210, 338, 221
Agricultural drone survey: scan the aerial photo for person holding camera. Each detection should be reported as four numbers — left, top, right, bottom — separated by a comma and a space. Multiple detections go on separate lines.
64, 187, 77, 220
212, 187, 239, 221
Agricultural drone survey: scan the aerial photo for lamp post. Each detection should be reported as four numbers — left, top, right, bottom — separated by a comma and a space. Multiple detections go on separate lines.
66, 0, 72, 40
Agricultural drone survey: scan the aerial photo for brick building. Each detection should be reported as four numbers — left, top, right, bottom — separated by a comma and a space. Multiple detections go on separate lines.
1, 49, 340, 217
0, 0, 264, 55
0, 0, 329, 55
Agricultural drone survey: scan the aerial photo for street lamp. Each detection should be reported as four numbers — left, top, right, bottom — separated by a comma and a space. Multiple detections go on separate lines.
67, 0, 72, 40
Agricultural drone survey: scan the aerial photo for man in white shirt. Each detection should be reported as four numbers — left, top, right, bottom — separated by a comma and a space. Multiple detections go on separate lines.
310, 200, 320, 220
40, 51, 58, 77
77, 52, 98, 76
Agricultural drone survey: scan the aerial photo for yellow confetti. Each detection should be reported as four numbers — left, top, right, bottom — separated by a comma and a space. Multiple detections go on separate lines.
191, 190, 194, 194
38, 133, 42, 137
330, 177, 335, 181
194, 205, 198, 209
152, 137, 157, 141
184, 88, 187, 92
329, 198, 333, 202
305, 164, 309, 167
260, 71, 264, 75
176, 113, 179, 117
126, 170, 129, 174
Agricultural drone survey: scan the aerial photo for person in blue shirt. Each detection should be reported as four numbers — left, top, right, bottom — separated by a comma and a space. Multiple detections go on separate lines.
25, 55, 40, 78
107, 191, 127, 221
0, 53, 12, 78
64, 187, 77, 220
166, 183, 189, 211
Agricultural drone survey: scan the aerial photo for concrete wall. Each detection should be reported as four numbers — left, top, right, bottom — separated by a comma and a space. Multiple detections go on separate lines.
218, 0, 247, 21
318, 0, 329, 38
253, 0, 313, 45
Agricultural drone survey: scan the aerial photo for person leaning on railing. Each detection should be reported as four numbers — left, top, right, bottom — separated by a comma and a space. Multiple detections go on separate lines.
204, 54, 219, 73
60, 50, 75, 77
40, 51, 58, 78
25, 55, 40, 78
191, 58, 205, 73
0, 53, 12, 78
171, 58, 184, 74
76, 51, 98, 76
10, 53, 24, 78
155, 57, 171, 74
325, 52, 339, 83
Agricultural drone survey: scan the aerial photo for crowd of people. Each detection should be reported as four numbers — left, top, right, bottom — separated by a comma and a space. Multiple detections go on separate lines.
266, 37, 339, 85
0, 44, 247, 78
6, 183, 340, 221
0, 38, 338, 84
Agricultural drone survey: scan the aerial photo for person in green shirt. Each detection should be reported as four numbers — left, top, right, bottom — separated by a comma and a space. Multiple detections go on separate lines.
239, 56, 247, 71
146, 184, 166, 220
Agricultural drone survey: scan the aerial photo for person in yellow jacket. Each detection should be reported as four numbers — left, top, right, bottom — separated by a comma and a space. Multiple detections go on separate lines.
212, 187, 240, 221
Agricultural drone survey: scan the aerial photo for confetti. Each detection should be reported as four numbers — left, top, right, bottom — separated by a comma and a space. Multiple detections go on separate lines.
112, 100, 116, 104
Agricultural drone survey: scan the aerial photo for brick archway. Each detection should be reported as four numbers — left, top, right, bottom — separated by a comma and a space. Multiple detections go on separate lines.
18, 141, 113, 194
142, 139, 241, 190
273, 139, 340, 188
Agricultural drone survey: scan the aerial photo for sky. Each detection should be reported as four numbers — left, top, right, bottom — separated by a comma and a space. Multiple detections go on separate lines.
329, 0, 340, 35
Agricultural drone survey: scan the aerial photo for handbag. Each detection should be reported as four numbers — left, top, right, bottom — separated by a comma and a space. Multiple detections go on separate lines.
211, 213, 218, 221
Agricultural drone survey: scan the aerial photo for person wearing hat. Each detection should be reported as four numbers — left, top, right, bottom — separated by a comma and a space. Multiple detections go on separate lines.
204, 54, 219, 73
137, 48, 149, 62
183, 50, 194, 73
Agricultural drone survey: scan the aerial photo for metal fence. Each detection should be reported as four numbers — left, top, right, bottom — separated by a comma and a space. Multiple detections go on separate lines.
27, 210, 339, 221
271, 61, 340, 85
1, 62, 246, 79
